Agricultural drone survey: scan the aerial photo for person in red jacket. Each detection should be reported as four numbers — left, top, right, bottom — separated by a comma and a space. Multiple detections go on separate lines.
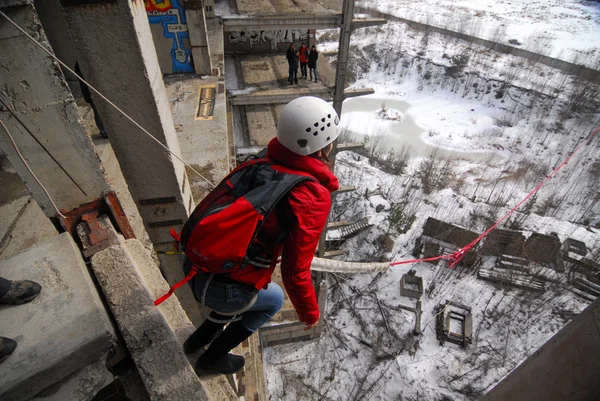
184, 96, 340, 375
298, 42, 310, 79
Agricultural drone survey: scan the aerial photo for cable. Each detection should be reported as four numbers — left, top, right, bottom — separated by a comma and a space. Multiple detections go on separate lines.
0, 10, 216, 189
0, 119, 66, 219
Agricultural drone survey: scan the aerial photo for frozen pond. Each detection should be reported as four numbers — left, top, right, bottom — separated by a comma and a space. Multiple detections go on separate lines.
341, 96, 503, 163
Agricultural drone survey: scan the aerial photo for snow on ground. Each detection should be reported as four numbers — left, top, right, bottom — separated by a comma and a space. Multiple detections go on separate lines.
264, 10, 600, 401
265, 149, 597, 401
359, 0, 600, 66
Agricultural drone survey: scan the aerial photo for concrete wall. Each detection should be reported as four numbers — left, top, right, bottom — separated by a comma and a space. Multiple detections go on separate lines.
482, 297, 600, 401
356, 6, 600, 82
225, 29, 309, 53
0, 3, 110, 217
145, 0, 194, 74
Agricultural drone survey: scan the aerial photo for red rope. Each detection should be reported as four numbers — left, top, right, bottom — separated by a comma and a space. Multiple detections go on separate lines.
390, 124, 600, 269
154, 265, 199, 306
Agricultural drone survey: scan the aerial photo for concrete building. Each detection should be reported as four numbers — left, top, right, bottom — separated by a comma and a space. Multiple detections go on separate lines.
0, 0, 380, 398
1, 0, 597, 400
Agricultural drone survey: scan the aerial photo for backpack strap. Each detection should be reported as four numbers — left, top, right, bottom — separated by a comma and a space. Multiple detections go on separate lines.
154, 264, 200, 306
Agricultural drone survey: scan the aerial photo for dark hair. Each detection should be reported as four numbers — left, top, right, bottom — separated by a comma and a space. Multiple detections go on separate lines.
309, 144, 334, 170
311, 45, 316, 50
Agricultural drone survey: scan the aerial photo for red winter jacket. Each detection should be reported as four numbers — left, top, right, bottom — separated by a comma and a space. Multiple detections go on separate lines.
228, 138, 339, 324
299, 45, 309, 63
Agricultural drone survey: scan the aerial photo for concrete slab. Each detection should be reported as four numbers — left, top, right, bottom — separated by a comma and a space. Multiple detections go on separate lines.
241, 57, 277, 86
0, 196, 29, 248
0, 196, 58, 261
246, 105, 277, 146
0, 233, 117, 401
30, 358, 113, 401
233, 0, 341, 15
0, 159, 28, 208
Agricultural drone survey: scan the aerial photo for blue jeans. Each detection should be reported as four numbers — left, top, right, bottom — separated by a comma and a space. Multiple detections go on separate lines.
184, 260, 284, 332
310, 67, 318, 81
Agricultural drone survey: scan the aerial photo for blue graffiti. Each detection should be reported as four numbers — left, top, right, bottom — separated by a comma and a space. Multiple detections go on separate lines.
147, 0, 194, 73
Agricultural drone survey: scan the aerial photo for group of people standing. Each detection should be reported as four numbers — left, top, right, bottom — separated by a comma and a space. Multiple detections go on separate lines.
286, 42, 318, 85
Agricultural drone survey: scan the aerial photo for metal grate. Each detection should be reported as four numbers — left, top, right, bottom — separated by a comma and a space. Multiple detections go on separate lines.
195, 85, 216, 120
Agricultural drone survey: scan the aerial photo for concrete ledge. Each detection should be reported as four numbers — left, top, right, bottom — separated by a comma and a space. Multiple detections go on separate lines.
89, 233, 237, 401
223, 15, 341, 31
0, 233, 116, 401
122, 238, 238, 401
91, 241, 212, 401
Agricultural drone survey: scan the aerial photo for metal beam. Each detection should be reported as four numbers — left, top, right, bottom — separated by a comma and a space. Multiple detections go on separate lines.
351, 18, 387, 30
327, 221, 350, 230
332, 0, 354, 117
337, 142, 364, 151
333, 185, 357, 195
344, 88, 375, 98
223, 16, 341, 31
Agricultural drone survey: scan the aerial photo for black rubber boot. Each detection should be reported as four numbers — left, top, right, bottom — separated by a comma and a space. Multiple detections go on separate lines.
183, 312, 227, 354
194, 320, 254, 375
0, 337, 17, 364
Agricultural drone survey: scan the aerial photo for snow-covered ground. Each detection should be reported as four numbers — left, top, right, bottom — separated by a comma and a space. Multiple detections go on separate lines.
359, 0, 600, 67
264, 9, 600, 401
264, 148, 598, 400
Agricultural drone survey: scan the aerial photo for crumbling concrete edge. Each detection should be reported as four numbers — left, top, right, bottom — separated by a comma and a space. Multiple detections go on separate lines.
122, 238, 239, 401
91, 242, 207, 400
90, 235, 231, 401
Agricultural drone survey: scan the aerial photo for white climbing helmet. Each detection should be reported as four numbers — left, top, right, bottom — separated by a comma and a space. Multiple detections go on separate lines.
277, 96, 340, 156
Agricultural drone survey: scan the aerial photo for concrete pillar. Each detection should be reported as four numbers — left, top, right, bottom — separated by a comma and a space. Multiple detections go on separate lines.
0, 1, 110, 217
32, 0, 77, 80
481, 297, 600, 401
58, 0, 201, 323
185, 0, 212, 75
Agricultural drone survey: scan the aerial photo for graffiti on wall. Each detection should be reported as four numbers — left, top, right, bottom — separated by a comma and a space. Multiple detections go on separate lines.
145, 0, 194, 73
228, 29, 309, 51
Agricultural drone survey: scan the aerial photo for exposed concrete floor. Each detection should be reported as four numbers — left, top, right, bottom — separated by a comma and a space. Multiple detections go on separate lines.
230, 0, 342, 15
230, 54, 336, 149
164, 18, 234, 203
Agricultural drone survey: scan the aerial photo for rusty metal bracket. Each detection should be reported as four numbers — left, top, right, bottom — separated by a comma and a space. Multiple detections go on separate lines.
59, 191, 135, 241
76, 214, 120, 258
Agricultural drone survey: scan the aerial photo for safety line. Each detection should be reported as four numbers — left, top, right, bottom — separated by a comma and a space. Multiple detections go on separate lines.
390, 124, 600, 269
0, 119, 67, 219
0, 10, 216, 189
